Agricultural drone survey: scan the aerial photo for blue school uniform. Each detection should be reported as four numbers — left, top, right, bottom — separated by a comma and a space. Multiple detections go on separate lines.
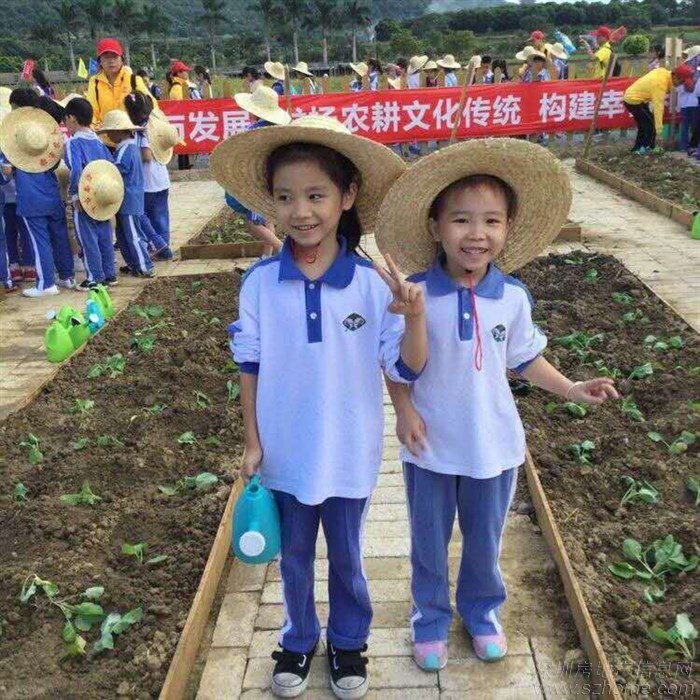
1, 170, 33, 270
401, 258, 546, 642
113, 138, 153, 275
0, 166, 11, 289
229, 236, 419, 653
271, 80, 284, 96
65, 130, 116, 283
136, 125, 171, 250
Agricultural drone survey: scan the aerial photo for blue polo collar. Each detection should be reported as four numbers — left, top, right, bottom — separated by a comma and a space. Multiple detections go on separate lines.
426, 255, 505, 299
278, 236, 356, 288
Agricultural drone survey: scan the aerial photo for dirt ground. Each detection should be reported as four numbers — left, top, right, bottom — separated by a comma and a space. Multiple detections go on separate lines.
191, 208, 254, 245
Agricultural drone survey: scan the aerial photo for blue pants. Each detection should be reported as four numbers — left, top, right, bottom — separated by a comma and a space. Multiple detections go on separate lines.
272, 490, 373, 654
22, 211, 74, 290
115, 214, 153, 274
0, 203, 11, 288
139, 213, 168, 253
144, 189, 170, 244
4, 203, 34, 267
73, 208, 115, 283
680, 106, 698, 152
404, 462, 517, 642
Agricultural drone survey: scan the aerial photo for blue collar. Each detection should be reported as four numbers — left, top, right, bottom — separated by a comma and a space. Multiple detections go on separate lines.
74, 130, 100, 140
426, 255, 505, 299
278, 236, 356, 288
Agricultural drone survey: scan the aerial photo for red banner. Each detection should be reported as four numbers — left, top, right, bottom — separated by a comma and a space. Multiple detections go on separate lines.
21, 59, 35, 81
160, 78, 642, 154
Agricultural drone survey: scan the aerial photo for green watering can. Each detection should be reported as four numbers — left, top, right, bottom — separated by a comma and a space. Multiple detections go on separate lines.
93, 284, 115, 320
45, 320, 75, 363
692, 212, 700, 241
50, 305, 91, 351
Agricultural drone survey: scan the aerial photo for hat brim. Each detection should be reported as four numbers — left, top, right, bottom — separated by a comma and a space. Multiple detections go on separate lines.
79, 159, 124, 221
210, 121, 406, 233
437, 60, 461, 70
350, 63, 368, 77
147, 117, 180, 165
515, 50, 530, 61
234, 92, 292, 126
293, 66, 314, 77
264, 62, 286, 81
408, 56, 429, 75
0, 107, 65, 173
545, 43, 568, 60
374, 138, 572, 276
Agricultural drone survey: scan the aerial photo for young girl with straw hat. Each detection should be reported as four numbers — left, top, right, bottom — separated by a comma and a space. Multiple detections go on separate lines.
212, 115, 426, 698
437, 55, 461, 87
376, 138, 619, 672
292, 61, 321, 94
264, 61, 286, 96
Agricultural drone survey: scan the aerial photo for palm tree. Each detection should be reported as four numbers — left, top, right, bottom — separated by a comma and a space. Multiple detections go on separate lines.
140, 3, 171, 70
56, 0, 82, 74
29, 21, 57, 71
283, 0, 306, 64
255, 0, 276, 62
346, 0, 370, 63
113, 0, 139, 66
82, 0, 111, 42
200, 0, 226, 71
313, 0, 336, 65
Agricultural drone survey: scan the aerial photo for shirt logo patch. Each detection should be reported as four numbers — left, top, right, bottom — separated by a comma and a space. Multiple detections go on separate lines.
491, 324, 507, 342
343, 313, 366, 332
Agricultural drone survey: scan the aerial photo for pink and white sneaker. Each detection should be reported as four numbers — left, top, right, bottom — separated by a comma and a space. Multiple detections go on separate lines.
471, 633, 507, 662
413, 641, 448, 671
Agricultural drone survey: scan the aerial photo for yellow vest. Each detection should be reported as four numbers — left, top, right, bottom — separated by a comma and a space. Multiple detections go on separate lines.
592, 43, 612, 79
86, 67, 155, 127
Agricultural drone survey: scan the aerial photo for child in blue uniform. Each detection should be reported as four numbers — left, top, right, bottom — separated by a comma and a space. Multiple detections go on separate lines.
96, 110, 154, 277
215, 116, 426, 699
0, 163, 15, 293
377, 139, 619, 671
63, 97, 117, 289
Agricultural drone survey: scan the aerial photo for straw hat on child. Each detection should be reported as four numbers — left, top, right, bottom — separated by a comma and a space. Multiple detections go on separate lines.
0, 107, 65, 173
94, 109, 144, 133
79, 159, 124, 221
234, 85, 291, 126
147, 113, 183, 164
545, 42, 569, 60
293, 61, 314, 77
210, 115, 406, 232
682, 45, 700, 61
375, 138, 572, 276
408, 55, 429, 75
54, 93, 84, 108
350, 62, 369, 78
387, 77, 403, 90
423, 60, 439, 71
437, 55, 461, 70
515, 46, 537, 62
264, 61, 286, 81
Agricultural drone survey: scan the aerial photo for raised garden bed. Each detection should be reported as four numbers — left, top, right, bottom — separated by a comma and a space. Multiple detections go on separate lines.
0, 272, 244, 698
517, 251, 699, 695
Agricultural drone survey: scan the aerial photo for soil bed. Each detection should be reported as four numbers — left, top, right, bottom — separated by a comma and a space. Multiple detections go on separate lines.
0, 272, 243, 699
191, 208, 254, 245
516, 251, 699, 694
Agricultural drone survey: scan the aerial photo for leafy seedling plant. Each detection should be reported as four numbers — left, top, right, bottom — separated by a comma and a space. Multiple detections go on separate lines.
619, 476, 659, 508
177, 431, 197, 445
130, 333, 156, 353
621, 398, 645, 422
648, 613, 697, 661
60, 481, 102, 506
121, 542, 167, 566
88, 353, 125, 379
628, 363, 654, 380
584, 269, 600, 284
226, 380, 240, 406
158, 471, 219, 496
14, 482, 28, 503
129, 304, 164, 320
592, 360, 623, 379
70, 399, 95, 415
96, 435, 125, 448
611, 292, 635, 305
567, 440, 595, 465
145, 403, 167, 415
554, 331, 604, 363
687, 477, 700, 506
621, 309, 645, 324
72, 437, 89, 451
564, 402, 587, 418
194, 391, 212, 409
19, 434, 43, 464
644, 335, 684, 353
648, 430, 696, 455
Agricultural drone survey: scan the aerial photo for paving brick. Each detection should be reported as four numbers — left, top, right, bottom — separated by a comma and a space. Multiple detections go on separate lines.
196, 647, 247, 700
439, 654, 540, 692
212, 592, 259, 648
441, 688, 543, 700
371, 486, 407, 504
370, 656, 440, 689
366, 503, 407, 521
530, 636, 594, 698
226, 560, 268, 593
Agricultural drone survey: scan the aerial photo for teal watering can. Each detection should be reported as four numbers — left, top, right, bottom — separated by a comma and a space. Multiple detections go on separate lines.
86, 299, 104, 334
232, 475, 281, 564
93, 284, 115, 320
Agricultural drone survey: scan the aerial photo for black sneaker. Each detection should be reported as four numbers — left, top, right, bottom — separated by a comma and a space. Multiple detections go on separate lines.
77, 279, 98, 292
271, 645, 315, 698
119, 265, 135, 275
105, 276, 118, 287
327, 643, 368, 699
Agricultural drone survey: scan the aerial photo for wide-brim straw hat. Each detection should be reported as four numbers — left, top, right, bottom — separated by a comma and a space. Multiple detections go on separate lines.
530, 50, 547, 60
387, 77, 402, 90
545, 42, 568, 60
350, 62, 368, 78
210, 115, 406, 233
54, 92, 84, 108
682, 45, 700, 61
264, 61, 285, 81
147, 113, 182, 164
293, 61, 314, 77
437, 54, 461, 70
235, 85, 291, 126
424, 60, 439, 71
408, 55, 429, 75
94, 109, 144, 133
515, 46, 536, 62
79, 159, 124, 221
374, 138, 572, 276
0, 107, 65, 173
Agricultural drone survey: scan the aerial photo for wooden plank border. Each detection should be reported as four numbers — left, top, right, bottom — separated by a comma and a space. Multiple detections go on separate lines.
180, 241, 266, 260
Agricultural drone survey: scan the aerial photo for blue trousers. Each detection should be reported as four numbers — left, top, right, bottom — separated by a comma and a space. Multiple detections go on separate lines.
73, 208, 115, 283
144, 189, 170, 244
0, 203, 11, 288
4, 203, 34, 267
680, 106, 698, 152
115, 213, 153, 274
22, 211, 74, 290
272, 490, 373, 654
404, 462, 517, 642
139, 213, 168, 253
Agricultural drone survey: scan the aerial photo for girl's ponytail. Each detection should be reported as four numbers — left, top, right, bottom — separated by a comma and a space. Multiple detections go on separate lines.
338, 207, 362, 254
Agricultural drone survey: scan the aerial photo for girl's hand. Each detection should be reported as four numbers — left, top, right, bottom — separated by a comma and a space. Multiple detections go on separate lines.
567, 378, 619, 405
396, 405, 428, 458
374, 253, 425, 318
241, 443, 263, 483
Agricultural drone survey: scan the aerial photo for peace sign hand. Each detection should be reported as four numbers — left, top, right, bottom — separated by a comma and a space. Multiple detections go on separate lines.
374, 253, 425, 318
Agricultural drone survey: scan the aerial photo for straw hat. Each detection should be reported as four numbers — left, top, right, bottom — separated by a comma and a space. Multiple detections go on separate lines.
515, 46, 536, 62
387, 77, 402, 90
56, 161, 69, 201
468, 55, 482, 68
54, 93, 84, 108
79, 159, 124, 221
94, 109, 144, 133
147, 113, 182, 164
0, 107, 65, 173
350, 62, 368, 78
437, 55, 461, 70
424, 60, 438, 71
0, 86, 10, 122
264, 61, 285, 81
545, 42, 568, 60
293, 61, 314, 77
408, 55, 429, 75
210, 115, 406, 233
682, 45, 700, 61
530, 50, 547, 61
374, 138, 572, 276
234, 85, 291, 126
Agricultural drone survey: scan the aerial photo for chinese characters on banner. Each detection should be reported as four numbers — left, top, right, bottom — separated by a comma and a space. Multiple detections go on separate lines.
159, 78, 642, 154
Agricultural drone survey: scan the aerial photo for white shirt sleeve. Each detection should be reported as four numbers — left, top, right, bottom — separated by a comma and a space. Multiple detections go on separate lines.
377, 286, 417, 383
230, 269, 261, 370
506, 289, 547, 372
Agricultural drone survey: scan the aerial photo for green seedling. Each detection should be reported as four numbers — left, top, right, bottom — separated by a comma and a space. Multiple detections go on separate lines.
204, 436, 222, 447
14, 482, 28, 503
621, 398, 645, 422
209, 317, 221, 325
177, 431, 197, 445
146, 555, 168, 565
223, 359, 239, 374
584, 269, 600, 284
611, 292, 634, 304
145, 403, 167, 415
130, 304, 164, 320
121, 542, 147, 564
688, 400, 700, 413
96, 435, 125, 448
619, 476, 659, 508
60, 481, 102, 506
648, 430, 696, 456
72, 437, 89, 451
158, 471, 219, 496
194, 391, 212, 409
88, 353, 125, 379
628, 363, 654, 380
19, 433, 43, 465
564, 402, 587, 418
175, 286, 183, 300
130, 333, 156, 352
191, 280, 204, 291
70, 399, 95, 415
644, 335, 684, 353
545, 401, 558, 414
93, 607, 144, 654
648, 613, 697, 661
592, 360, 623, 379
226, 380, 240, 406
554, 331, 604, 362
567, 440, 595, 465
686, 477, 700, 506
192, 308, 205, 316
621, 310, 645, 324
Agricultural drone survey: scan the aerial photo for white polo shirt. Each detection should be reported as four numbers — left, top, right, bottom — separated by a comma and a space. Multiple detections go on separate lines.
136, 130, 170, 193
401, 258, 547, 479
230, 237, 418, 505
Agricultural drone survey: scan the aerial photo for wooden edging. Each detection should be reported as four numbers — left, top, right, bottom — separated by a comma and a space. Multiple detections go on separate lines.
524, 451, 622, 700
576, 158, 694, 229
180, 241, 266, 260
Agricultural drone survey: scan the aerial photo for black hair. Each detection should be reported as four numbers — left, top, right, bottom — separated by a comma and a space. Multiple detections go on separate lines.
492, 59, 510, 80
9, 88, 38, 108
123, 91, 154, 125
248, 66, 260, 80
651, 44, 665, 59
396, 57, 408, 70
32, 68, 52, 90
37, 95, 64, 123
136, 68, 150, 80
368, 58, 382, 72
63, 97, 93, 126
532, 55, 546, 64
194, 65, 211, 83
265, 143, 363, 253
428, 175, 517, 221
481, 55, 492, 65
